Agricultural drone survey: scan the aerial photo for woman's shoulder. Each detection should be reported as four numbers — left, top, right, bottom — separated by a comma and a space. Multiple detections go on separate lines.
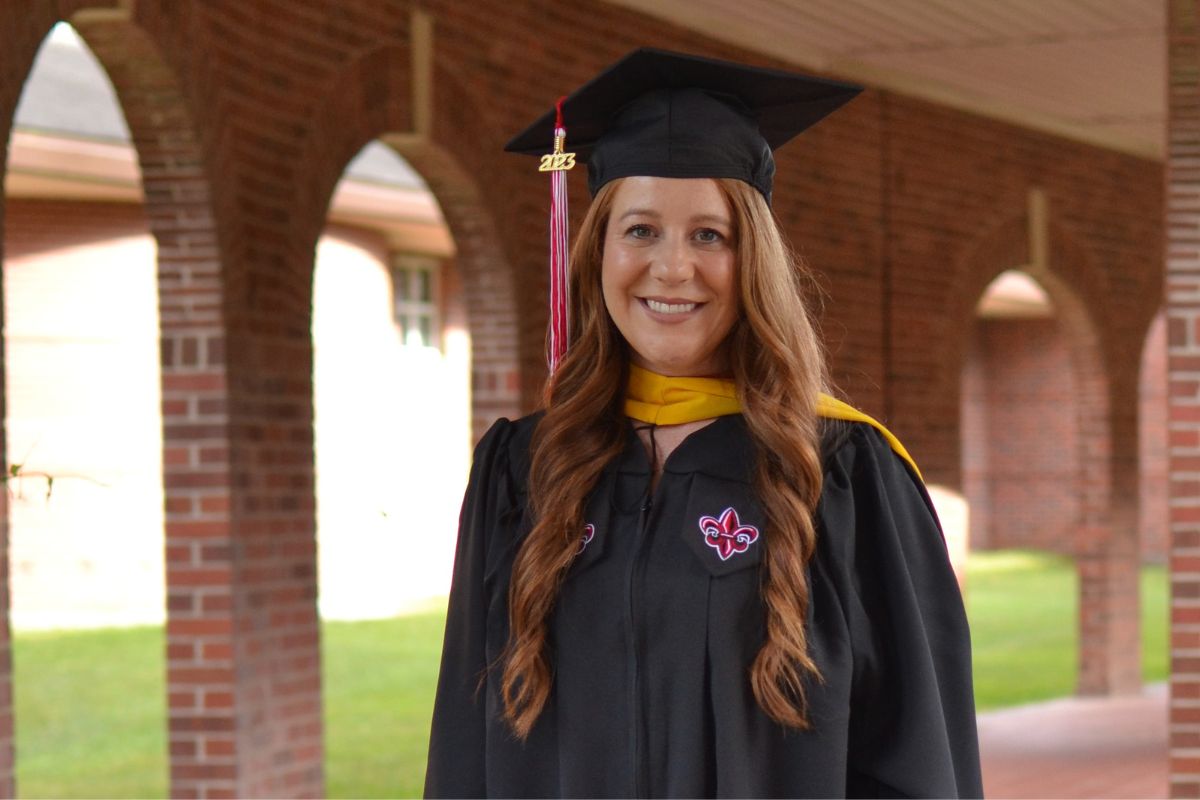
817, 401, 924, 487
476, 411, 541, 451
471, 411, 544, 488
814, 415, 949, 597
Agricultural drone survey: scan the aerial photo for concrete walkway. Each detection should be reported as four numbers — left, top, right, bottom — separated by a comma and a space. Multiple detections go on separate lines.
978, 683, 1167, 799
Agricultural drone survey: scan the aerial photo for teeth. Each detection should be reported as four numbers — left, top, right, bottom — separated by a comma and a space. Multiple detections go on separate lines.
645, 299, 697, 314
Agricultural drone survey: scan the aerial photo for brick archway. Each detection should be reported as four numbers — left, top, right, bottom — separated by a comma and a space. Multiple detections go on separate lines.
295, 41, 522, 441
0, 4, 235, 797
0, 5, 136, 791
961, 271, 1081, 555
945, 211, 1141, 697
270, 34, 527, 798
63, 12, 241, 800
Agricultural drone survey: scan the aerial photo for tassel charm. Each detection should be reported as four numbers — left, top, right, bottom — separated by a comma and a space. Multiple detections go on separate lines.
542, 96, 575, 374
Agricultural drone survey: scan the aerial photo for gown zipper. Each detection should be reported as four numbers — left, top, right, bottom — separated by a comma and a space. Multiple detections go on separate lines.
627, 486, 654, 797
628, 423, 661, 797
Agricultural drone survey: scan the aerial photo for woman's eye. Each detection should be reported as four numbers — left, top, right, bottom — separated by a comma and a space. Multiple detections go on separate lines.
626, 224, 654, 239
695, 228, 725, 244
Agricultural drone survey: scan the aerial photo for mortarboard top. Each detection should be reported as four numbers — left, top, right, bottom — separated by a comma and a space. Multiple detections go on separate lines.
504, 47, 863, 202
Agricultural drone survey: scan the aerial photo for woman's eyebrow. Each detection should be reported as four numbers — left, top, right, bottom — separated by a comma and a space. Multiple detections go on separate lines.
615, 210, 731, 226
617, 208, 660, 221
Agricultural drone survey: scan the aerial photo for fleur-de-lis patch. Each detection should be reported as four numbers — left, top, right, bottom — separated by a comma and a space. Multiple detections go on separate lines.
698, 507, 759, 561
578, 523, 596, 554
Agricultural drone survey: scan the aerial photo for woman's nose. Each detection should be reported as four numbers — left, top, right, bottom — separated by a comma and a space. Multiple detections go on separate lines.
649, 236, 695, 283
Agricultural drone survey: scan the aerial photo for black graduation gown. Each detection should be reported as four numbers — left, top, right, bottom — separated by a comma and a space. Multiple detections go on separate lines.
425, 413, 983, 798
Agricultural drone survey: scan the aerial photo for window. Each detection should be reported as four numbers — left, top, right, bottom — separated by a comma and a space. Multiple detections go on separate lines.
392, 255, 439, 348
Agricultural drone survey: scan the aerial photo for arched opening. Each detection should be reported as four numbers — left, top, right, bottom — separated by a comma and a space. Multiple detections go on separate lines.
313, 140, 470, 796
962, 268, 1084, 706
965, 270, 1077, 553
4, 21, 166, 796
289, 40, 524, 795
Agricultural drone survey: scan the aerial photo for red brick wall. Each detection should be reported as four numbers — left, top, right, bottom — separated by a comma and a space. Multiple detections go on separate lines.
877, 91, 1159, 693
0, 0, 1170, 796
1142, 311, 1168, 564
965, 317, 1081, 555
966, 308, 1169, 564
961, 327, 990, 548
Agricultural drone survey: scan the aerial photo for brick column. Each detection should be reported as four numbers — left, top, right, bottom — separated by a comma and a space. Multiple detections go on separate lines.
1169, 0, 1200, 794
1064, 286, 1142, 697
68, 13, 246, 797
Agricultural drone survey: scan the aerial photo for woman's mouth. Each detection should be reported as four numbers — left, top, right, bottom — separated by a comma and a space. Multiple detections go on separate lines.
642, 298, 699, 315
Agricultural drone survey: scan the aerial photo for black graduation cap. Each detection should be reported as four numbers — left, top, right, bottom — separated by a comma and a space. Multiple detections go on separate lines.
505, 47, 863, 202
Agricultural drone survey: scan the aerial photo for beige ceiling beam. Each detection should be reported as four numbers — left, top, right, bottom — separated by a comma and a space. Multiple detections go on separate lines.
603, 0, 1162, 161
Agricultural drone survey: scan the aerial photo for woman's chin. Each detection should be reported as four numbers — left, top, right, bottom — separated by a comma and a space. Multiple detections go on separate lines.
632, 352, 718, 377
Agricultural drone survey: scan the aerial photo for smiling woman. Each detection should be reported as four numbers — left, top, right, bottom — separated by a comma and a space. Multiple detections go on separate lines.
425, 48, 982, 799
601, 177, 739, 378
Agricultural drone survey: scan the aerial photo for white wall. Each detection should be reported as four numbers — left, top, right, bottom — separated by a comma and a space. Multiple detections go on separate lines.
5, 232, 165, 629
4, 224, 471, 629
312, 231, 470, 619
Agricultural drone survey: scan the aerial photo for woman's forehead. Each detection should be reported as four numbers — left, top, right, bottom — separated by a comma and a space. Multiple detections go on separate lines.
609, 176, 732, 219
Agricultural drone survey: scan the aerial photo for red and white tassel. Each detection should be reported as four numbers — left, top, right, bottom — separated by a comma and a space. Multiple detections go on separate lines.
546, 96, 573, 375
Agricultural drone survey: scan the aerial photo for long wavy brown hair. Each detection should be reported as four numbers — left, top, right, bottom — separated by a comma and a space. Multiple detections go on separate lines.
501, 177, 830, 738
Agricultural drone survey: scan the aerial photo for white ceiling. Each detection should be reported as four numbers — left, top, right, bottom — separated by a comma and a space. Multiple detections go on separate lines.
607, 0, 1165, 159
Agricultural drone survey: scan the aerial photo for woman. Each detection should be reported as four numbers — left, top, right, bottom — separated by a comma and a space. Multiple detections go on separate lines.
425, 48, 982, 798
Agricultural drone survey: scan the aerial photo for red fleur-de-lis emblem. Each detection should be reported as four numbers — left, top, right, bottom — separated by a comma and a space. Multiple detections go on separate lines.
578, 523, 596, 554
698, 507, 759, 561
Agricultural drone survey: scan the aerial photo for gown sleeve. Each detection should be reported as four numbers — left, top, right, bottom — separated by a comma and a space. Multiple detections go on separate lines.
819, 422, 984, 799
424, 417, 515, 799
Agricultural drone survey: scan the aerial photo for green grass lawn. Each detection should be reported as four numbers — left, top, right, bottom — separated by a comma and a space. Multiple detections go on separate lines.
322, 608, 447, 798
966, 549, 1167, 710
10, 550, 1169, 798
12, 625, 168, 798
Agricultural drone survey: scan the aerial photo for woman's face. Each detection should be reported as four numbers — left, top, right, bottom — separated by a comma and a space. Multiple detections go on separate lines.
601, 177, 739, 377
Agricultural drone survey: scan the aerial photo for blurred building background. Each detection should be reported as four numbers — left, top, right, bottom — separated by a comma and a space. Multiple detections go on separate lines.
0, 0, 1190, 798
6, 23, 471, 627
